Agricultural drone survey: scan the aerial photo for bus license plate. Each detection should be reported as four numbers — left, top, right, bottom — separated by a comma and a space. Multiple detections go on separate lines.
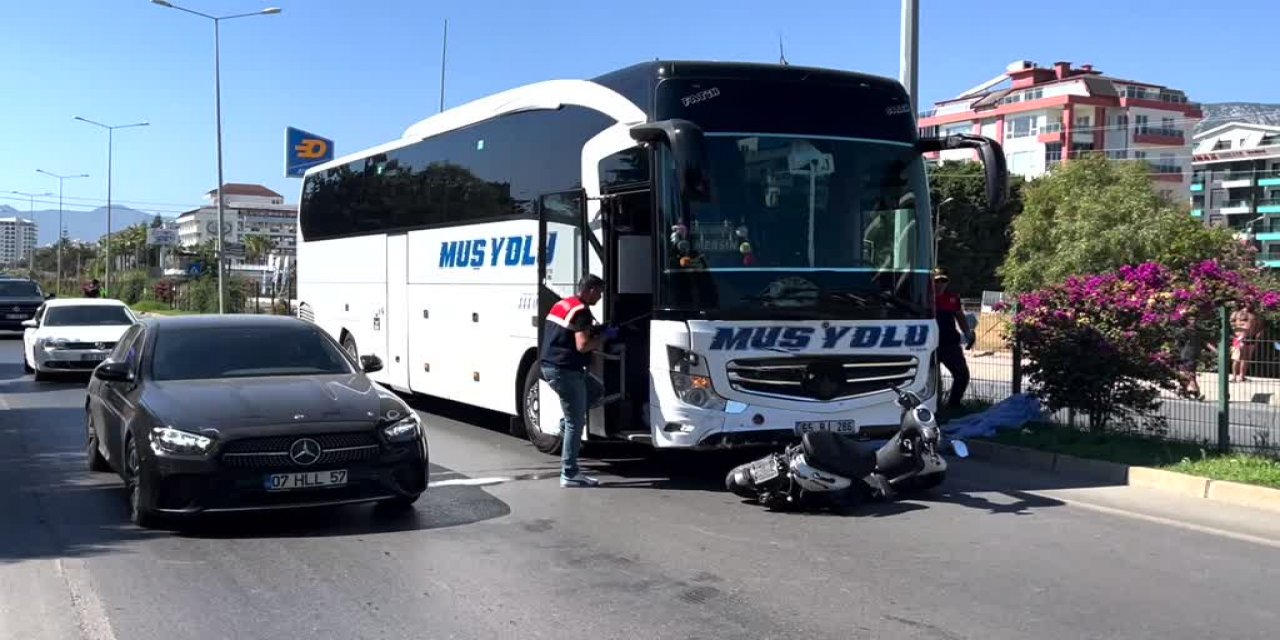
80, 353, 106, 362
5, 313, 26, 319
264, 470, 348, 491
795, 420, 857, 435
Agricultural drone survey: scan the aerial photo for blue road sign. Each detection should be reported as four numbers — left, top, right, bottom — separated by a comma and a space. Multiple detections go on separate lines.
285, 127, 334, 178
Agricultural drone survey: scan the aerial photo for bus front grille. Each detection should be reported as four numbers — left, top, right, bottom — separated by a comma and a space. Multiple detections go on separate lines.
725, 354, 918, 402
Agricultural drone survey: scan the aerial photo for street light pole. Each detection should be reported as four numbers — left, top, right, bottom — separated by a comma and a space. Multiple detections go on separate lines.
10, 190, 52, 274
900, 0, 920, 116
35, 170, 88, 297
152, 0, 281, 314
74, 117, 149, 297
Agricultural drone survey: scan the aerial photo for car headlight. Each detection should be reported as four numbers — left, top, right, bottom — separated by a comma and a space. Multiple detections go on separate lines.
42, 338, 69, 350
667, 346, 728, 412
382, 412, 422, 442
149, 426, 214, 456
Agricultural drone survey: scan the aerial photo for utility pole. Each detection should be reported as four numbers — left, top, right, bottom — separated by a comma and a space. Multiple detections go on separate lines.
439, 19, 448, 113
74, 116, 149, 297
900, 0, 920, 115
36, 170, 89, 296
10, 190, 51, 274
153, 0, 281, 313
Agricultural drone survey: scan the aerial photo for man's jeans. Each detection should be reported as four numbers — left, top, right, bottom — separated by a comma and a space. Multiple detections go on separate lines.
540, 364, 605, 480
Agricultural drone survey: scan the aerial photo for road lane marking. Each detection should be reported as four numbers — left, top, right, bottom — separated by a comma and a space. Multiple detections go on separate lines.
429, 476, 513, 488
55, 558, 116, 640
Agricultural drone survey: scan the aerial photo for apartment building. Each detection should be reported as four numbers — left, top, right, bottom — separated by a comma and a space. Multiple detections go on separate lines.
918, 60, 1202, 200
1191, 122, 1280, 268
175, 183, 298, 265
0, 217, 39, 267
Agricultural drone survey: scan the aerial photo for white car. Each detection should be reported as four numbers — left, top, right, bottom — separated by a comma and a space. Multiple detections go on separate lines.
23, 298, 138, 381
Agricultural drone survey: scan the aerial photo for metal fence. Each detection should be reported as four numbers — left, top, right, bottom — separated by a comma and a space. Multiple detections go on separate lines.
946, 304, 1280, 458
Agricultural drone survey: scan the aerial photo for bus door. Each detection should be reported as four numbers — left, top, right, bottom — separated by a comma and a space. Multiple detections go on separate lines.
599, 179, 653, 436
534, 189, 590, 440
384, 231, 410, 392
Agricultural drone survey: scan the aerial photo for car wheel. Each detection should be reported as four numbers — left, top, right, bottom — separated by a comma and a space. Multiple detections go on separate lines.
521, 365, 562, 455
375, 494, 420, 514
22, 354, 33, 374
86, 412, 110, 473
124, 436, 161, 529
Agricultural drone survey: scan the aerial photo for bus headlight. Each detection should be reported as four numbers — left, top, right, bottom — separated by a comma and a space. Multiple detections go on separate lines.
922, 351, 939, 401
667, 346, 728, 412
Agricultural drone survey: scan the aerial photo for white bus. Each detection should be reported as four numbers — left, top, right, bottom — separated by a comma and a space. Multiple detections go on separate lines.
296, 60, 1007, 468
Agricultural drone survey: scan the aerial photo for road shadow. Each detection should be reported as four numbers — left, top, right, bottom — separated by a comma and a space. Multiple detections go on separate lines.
175, 461, 512, 539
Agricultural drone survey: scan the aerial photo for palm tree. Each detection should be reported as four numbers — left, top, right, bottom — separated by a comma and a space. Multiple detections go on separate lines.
243, 234, 277, 265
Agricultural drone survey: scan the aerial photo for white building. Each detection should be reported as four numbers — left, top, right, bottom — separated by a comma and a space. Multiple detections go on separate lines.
1190, 122, 1280, 269
918, 60, 1202, 200
175, 183, 298, 265
0, 217, 39, 267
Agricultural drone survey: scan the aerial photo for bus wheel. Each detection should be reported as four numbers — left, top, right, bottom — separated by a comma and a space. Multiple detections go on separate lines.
522, 365, 562, 455
342, 333, 358, 360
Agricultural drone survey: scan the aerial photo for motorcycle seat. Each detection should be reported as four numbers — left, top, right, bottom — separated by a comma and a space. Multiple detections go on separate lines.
801, 430, 876, 479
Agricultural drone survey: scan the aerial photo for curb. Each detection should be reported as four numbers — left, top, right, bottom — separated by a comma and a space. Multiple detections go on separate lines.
964, 441, 1280, 514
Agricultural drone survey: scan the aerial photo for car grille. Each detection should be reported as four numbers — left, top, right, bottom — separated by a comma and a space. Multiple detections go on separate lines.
60, 341, 116, 351
220, 432, 380, 469
725, 354, 919, 402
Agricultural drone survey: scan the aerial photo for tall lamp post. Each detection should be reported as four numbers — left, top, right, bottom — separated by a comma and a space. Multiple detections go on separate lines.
35, 170, 89, 296
10, 190, 52, 273
74, 116, 149, 297
152, 0, 281, 314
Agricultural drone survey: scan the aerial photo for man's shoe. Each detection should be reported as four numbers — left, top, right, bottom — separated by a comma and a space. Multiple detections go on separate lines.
560, 474, 601, 488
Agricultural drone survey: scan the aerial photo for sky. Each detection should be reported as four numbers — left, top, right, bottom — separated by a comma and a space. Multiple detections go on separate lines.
2, 0, 1278, 220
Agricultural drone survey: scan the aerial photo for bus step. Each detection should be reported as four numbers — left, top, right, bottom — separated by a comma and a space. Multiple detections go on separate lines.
620, 432, 653, 444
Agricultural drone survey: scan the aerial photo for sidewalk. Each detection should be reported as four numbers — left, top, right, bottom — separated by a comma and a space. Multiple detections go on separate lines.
961, 350, 1280, 407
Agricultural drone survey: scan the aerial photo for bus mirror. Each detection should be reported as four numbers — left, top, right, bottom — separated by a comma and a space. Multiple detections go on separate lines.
918, 134, 1009, 211
630, 119, 711, 201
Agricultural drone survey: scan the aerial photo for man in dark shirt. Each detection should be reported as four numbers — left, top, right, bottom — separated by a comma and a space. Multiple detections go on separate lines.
539, 274, 615, 487
933, 269, 973, 411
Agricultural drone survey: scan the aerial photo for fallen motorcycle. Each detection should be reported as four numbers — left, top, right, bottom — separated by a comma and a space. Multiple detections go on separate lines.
725, 386, 968, 511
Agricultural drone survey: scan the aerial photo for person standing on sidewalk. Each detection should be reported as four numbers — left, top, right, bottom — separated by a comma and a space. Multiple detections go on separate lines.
933, 268, 973, 411
539, 274, 616, 488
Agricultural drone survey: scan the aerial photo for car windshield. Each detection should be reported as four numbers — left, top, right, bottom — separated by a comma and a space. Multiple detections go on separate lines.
151, 324, 355, 381
0, 281, 42, 297
43, 305, 134, 326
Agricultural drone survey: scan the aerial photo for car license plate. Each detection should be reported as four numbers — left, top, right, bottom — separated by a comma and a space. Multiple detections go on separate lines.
795, 420, 857, 435
5, 313, 25, 319
748, 457, 780, 483
264, 470, 348, 491
80, 353, 106, 362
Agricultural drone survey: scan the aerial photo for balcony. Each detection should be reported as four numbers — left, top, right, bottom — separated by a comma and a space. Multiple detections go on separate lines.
1120, 87, 1199, 107
1038, 121, 1064, 143
1258, 198, 1280, 214
1133, 126, 1184, 145
1215, 200, 1253, 215
1258, 171, 1280, 187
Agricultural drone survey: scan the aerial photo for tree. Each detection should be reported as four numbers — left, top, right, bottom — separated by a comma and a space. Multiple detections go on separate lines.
928, 160, 1025, 296
151, 215, 164, 229
243, 234, 277, 265
999, 154, 1237, 293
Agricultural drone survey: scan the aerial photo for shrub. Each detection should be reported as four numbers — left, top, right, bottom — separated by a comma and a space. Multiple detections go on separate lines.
1003, 259, 1279, 432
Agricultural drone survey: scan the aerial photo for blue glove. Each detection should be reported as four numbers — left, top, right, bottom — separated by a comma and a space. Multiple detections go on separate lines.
964, 331, 976, 350
602, 325, 620, 340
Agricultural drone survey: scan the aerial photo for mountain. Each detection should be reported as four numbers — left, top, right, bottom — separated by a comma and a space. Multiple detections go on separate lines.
1195, 102, 1280, 135
0, 204, 172, 246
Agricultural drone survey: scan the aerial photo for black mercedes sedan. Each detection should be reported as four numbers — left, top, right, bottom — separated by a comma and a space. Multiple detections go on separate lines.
85, 314, 428, 528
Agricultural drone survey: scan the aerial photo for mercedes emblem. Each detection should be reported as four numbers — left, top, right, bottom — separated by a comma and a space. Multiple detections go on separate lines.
288, 438, 323, 466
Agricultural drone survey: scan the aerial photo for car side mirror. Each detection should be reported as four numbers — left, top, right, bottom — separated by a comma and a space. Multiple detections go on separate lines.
21, 320, 36, 329
360, 355, 383, 374
94, 360, 133, 382
45, 293, 56, 300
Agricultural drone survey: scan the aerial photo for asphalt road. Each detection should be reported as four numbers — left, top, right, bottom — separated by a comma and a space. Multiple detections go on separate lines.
2, 334, 1278, 640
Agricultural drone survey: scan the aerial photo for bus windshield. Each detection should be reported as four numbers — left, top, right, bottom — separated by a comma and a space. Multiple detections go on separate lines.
657, 133, 933, 320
